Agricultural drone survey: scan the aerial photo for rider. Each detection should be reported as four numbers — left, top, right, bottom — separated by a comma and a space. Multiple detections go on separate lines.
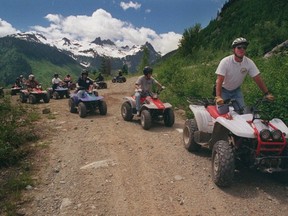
135, 66, 164, 116
19, 75, 26, 86
77, 70, 94, 90
52, 73, 63, 91
14, 77, 22, 87
26, 74, 39, 89
214, 37, 274, 112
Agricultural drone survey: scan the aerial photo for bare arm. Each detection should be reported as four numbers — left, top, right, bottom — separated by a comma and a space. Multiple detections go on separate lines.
253, 74, 269, 94
215, 75, 225, 97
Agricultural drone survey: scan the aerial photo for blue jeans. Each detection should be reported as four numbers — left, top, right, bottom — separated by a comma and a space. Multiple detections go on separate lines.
221, 87, 245, 112
135, 91, 149, 111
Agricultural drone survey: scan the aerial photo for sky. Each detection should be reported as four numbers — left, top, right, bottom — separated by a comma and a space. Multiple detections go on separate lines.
0, 0, 226, 55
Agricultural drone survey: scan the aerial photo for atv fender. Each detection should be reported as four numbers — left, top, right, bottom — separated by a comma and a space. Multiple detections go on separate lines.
270, 118, 288, 138
190, 105, 214, 133
123, 96, 136, 109
215, 113, 255, 138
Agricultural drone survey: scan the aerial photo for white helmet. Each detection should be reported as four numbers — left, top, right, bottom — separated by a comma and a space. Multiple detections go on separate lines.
28, 74, 34, 80
232, 37, 249, 48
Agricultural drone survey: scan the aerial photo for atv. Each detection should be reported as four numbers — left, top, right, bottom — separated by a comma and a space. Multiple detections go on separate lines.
121, 88, 175, 130
68, 87, 107, 118
183, 98, 288, 187
112, 76, 126, 83
95, 81, 108, 89
48, 84, 70, 99
20, 86, 50, 104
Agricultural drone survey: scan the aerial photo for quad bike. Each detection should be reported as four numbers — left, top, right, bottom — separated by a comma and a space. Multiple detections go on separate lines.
19, 86, 50, 104
112, 76, 126, 83
68, 87, 107, 118
121, 88, 175, 130
183, 98, 288, 187
11, 84, 22, 95
95, 81, 108, 89
48, 84, 70, 99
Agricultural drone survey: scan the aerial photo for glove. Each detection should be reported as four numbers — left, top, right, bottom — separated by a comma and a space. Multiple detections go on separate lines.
265, 92, 274, 101
161, 86, 165, 90
215, 96, 224, 105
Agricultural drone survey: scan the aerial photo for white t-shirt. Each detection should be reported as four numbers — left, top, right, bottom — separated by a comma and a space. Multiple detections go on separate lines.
135, 75, 160, 92
215, 55, 260, 90
52, 77, 62, 84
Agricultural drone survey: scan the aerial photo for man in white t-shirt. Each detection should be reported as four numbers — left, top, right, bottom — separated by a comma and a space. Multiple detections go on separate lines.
135, 66, 164, 116
215, 37, 274, 112
52, 73, 63, 91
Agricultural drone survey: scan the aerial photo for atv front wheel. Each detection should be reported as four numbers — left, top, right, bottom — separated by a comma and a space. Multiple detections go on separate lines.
163, 108, 175, 127
78, 102, 87, 118
69, 98, 77, 113
183, 119, 201, 152
212, 140, 235, 187
121, 102, 133, 121
141, 110, 152, 130
29, 94, 36, 104
99, 101, 107, 115
43, 93, 50, 103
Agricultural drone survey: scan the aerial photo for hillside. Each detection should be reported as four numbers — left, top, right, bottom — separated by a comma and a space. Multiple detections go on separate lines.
157, 0, 288, 123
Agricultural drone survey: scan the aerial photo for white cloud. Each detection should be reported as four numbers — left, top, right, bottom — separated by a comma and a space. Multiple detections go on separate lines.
120, 1, 141, 10
145, 9, 151, 13
0, 19, 19, 37
30, 9, 181, 55
12, 8, 181, 55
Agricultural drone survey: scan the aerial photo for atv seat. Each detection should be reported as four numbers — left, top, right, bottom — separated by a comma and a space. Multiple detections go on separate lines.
207, 105, 230, 119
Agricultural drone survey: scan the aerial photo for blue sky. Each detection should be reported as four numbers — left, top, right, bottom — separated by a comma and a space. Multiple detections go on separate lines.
0, 0, 226, 55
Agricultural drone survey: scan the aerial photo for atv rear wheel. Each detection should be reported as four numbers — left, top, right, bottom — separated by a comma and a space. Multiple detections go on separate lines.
163, 108, 175, 127
78, 102, 87, 118
54, 92, 60, 99
141, 110, 152, 130
212, 140, 235, 187
29, 94, 36, 104
69, 98, 77, 113
99, 100, 107, 115
121, 102, 133, 121
183, 119, 201, 152
20, 93, 27, 103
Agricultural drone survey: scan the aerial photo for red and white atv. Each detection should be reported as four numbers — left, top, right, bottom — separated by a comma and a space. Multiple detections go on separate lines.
20, 86, 50, 104
121, 88, 174, 130
183, 98, 288, 187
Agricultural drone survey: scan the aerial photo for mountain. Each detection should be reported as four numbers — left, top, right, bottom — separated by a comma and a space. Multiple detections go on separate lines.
11, 32, 160, 71
0, 32, 160, 86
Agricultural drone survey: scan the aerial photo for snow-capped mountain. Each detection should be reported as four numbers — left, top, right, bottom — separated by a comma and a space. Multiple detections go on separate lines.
11, 32, 160, 72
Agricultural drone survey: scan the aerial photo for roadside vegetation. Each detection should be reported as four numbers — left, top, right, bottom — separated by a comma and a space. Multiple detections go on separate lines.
0, 96, 41, 215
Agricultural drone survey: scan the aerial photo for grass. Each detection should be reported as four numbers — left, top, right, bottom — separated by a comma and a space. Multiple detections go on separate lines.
0, 95, 43, 215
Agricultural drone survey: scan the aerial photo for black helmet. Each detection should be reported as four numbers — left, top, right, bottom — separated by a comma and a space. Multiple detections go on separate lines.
143, 66, 153, 76
81, 70, 88, 76
54, 73, 59, 77
232, 37, 249, 48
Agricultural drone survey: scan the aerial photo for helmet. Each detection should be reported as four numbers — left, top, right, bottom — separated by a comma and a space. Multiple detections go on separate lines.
54, 73, 59, 77
28, 74, 34, 80
143, 66, 153, 76
232, 37, 249, 48
19, 75, 23, 78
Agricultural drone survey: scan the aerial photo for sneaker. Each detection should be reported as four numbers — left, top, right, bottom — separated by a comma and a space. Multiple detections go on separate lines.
136, 111, 140, 116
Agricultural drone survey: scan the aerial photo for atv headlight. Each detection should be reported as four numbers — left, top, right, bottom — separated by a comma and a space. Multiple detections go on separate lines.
260, 129, 271, 141
271, 130, 282, 141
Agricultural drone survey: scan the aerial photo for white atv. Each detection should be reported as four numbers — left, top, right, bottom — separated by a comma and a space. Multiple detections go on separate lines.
183, 98, 288, 187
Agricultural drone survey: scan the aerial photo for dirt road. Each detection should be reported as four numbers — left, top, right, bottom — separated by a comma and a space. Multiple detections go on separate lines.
19, 77, 288, 216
